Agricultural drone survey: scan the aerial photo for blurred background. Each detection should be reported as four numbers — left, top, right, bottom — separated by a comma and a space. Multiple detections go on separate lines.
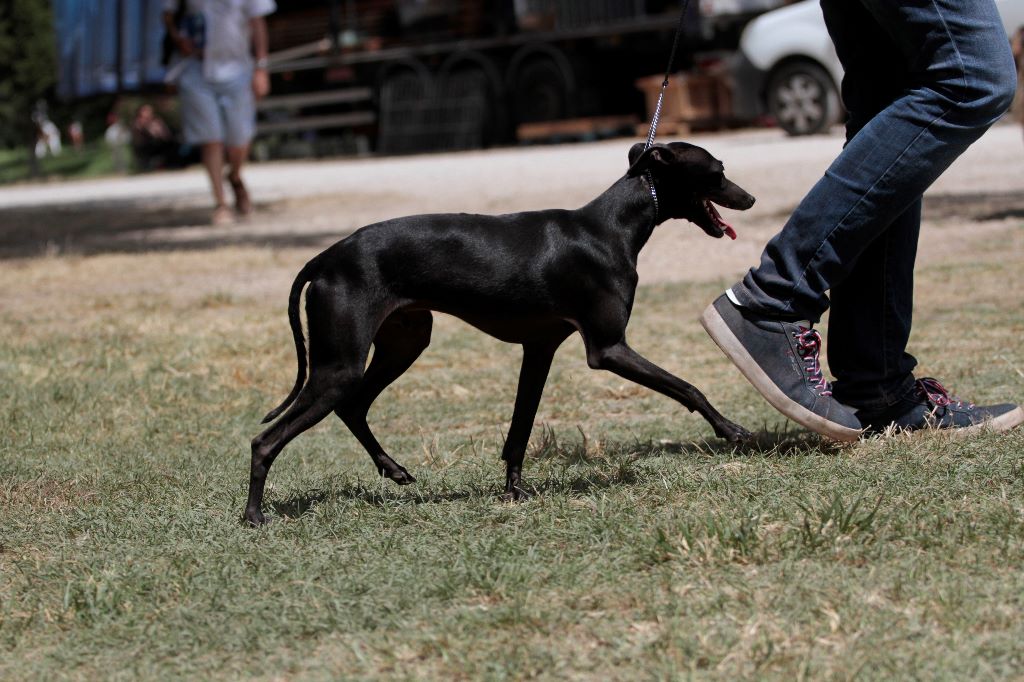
4, 0, 1021, 184
0, 0, 835, 182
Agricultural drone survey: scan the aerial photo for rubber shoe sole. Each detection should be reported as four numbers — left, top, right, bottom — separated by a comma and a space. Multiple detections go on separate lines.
701, 303, 862, 442
868, 406, 1024, 439
980, 405, 1024, 432
858, 377, 1024, 437
912, 405, 1024, 436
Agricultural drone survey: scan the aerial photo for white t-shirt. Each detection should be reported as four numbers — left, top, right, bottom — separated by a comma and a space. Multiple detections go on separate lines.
163, 0, 276, 82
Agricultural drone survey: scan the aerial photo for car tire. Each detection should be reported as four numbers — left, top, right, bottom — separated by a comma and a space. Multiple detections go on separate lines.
766, 61, 840, 136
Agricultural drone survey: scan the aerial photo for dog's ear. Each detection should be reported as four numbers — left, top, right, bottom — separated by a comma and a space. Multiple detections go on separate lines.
626, 143, 669, 177
627, 142, 647, 169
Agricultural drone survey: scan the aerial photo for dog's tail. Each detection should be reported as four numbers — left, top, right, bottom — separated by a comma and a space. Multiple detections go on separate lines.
261, 257, 322, 424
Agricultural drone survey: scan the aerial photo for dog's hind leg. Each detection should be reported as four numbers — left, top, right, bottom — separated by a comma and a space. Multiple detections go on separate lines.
337, 310, 433, 486
246, 366, 362, 526
500, 338, 566, 502
246, 282, 377, 526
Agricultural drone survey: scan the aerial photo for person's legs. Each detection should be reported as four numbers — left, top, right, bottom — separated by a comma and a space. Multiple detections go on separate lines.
821, 0, 920, 410
731, 0, 1016, 321
178, 60, 233, 224
827, 202, 920, 409
821, 0, 1020, 430
220, 69, 257, 217
704, 0, 1018, 437
225, 144, 252, 216
200, 142, 232, 224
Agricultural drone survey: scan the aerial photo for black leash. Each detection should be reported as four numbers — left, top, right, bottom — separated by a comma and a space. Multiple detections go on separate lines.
645, 0, 692, 150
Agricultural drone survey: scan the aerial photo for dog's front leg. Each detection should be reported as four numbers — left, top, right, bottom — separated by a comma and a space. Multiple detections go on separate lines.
586, 341, 751, 442
500, 340, 563, 502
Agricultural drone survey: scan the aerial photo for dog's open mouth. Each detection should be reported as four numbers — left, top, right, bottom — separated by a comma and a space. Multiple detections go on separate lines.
703, 200, 737, 240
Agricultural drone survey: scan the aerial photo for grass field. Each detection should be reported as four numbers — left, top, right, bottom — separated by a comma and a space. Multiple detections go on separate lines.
0, 145, 117, 185
1, 217, 1023, 678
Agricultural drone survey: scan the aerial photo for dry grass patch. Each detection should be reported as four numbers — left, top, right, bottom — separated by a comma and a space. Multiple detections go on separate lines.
1, 205, 1022, 679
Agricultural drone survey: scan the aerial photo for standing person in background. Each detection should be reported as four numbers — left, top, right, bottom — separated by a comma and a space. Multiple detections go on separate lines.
163, 0, 276, 226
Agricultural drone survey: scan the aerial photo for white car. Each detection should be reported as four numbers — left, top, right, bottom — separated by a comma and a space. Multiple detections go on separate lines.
732, 0, 1024, 135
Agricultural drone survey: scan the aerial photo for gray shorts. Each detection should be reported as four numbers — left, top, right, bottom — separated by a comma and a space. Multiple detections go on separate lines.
178, 59, 255, 147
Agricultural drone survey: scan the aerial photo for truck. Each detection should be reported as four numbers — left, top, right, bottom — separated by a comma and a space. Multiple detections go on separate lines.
53, 0, 786, 154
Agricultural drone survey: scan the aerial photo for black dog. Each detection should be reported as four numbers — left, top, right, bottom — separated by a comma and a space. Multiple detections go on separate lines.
246, 141, 756, 525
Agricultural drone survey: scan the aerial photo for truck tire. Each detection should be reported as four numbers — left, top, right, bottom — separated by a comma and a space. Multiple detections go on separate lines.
438, 52, 508, 147
377, 60, 435, 154
766, 61, 840, 136
508, 46, 575, 124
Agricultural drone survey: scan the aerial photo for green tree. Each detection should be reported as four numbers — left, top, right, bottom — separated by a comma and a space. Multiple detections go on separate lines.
0, 0, 57, 170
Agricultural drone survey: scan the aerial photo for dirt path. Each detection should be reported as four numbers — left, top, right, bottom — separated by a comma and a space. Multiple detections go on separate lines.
1, 123, 1022, 303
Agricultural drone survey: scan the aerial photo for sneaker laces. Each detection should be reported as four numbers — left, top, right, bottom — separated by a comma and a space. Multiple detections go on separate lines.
915, 377, 974, 409
793, 326, 832, 396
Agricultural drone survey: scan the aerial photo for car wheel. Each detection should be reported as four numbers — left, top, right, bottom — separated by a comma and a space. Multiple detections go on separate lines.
767, 61, 840, 136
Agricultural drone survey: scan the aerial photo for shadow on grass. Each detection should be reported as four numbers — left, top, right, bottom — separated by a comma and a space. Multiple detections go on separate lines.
652, 429, 847, 458
529, 424, 845, 462
268, 470, 642, 519
270, 484, 481, 517
267, 428, 843, 520
0, 199, 343, 260
923, 191, 1024, 222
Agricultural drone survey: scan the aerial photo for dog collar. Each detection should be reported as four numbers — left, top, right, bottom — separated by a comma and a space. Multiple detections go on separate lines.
644, 170, 659, 223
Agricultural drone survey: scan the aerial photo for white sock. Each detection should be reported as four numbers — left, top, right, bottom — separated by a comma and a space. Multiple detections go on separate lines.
726, 288, 812, 327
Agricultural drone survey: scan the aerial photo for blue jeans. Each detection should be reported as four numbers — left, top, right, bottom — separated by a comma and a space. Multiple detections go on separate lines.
731, 0, 1017, 411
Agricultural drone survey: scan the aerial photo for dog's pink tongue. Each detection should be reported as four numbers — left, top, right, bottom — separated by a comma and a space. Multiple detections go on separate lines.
717, 212, 737, 240
707, 201, 738, 240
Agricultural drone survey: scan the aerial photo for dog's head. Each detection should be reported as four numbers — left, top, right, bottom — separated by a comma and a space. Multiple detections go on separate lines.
627, 141, 755, 239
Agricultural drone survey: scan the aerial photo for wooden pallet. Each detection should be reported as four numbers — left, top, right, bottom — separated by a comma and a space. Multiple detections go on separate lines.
635, 71, 733, 135
516, 115, 639, 143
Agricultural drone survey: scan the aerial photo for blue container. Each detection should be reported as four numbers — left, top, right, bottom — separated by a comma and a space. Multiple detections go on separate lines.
53, 0, 168, 98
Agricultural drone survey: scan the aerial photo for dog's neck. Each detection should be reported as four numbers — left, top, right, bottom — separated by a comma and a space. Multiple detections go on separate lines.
580, 173, 662, 262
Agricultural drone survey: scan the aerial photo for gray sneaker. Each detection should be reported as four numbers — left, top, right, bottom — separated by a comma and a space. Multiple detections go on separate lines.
858, 377, 1024, 435
701, 291, 862, 442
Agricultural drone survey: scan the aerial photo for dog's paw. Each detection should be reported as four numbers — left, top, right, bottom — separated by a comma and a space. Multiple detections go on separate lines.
718, 423, 753, 443
243, 509, 268, 527
388, 468, 417, 486
499, 486, 532, 503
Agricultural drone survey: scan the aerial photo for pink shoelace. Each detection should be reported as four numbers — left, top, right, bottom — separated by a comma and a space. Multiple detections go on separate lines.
915, 377, 974, 409
793, 326, 832, 396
